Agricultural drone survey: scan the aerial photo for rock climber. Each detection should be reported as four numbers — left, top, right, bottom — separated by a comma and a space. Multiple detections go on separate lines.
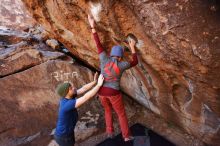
54, 72, 104, 146
88, 14, 138, 142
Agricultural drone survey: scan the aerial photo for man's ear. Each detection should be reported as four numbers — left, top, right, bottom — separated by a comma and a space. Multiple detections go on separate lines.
66, 89, 70, 96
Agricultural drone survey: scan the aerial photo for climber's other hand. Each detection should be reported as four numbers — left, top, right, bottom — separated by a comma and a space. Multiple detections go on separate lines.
129, 39, 136, 48
88, 14, 95, 28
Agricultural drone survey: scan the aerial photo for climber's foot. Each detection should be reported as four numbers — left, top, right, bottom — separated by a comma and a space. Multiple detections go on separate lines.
124, 136, 134, 142
107, 133, 114, 139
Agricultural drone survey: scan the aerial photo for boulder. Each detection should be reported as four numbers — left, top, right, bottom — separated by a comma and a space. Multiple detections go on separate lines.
46, 39, 60, 50
0, 28, 98, 146
21, 0, 220, 145
0, 59, 96, 145
0, 28, 65, 77
0, 0, 35, 29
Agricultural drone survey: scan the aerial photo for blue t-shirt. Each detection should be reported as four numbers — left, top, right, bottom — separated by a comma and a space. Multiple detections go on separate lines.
55, 97, 78, 138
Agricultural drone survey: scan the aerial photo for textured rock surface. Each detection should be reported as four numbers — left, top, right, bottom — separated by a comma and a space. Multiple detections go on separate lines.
21, 0, 220, 145
0, 29, 206, 146
0, 59, 98, 146
0, 29, 99, 145
0, 28, 65, 77
0, 0, 34, 29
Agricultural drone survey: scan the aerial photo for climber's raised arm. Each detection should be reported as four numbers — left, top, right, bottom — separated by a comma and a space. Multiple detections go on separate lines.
88, 14, 108, 63
128, 39, 138, 67
88, 14, 104, 53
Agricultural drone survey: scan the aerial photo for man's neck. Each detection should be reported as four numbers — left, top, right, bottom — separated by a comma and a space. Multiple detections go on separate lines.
64, 96, 71, 99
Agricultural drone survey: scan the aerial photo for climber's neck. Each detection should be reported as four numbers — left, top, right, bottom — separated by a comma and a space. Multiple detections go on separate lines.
112, 56, 122, 61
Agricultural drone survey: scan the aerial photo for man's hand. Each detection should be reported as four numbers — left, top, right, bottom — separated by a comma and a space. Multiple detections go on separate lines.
77, 72, 99, 95
88, 14, 95, 28
93, 72, 98, 83
75, 74, 104, 108
97, 74, 104, 87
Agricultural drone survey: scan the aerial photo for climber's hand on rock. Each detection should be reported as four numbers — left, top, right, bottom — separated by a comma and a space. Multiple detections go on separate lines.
129, 39, 136, 53
88, 14, 95, 28
129, 39, 136, 47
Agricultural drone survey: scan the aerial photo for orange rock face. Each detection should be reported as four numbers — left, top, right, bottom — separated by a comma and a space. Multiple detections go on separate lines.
0, 28, 99, 145
21, 0, 220, 145
0, 0, 35, 29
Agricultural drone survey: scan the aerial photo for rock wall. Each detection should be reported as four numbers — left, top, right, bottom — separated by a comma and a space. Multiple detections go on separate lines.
9, 0, 220, 145
0, 28, 97, 145
0, 0, 35, 29
1, 29, 197, 146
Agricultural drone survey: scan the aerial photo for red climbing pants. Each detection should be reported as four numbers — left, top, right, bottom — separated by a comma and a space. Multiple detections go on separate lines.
99, 93, 131, 139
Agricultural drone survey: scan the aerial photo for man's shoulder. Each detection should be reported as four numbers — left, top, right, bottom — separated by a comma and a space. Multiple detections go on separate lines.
60, 98, 76, 105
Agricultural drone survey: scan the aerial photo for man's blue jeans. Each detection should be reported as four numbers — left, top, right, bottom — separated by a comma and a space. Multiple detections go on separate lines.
54, 134, 75, 146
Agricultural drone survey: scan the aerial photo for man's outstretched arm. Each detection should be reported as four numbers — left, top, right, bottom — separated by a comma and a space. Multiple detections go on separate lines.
75, 74, 104, 108
77, 72, 98, 95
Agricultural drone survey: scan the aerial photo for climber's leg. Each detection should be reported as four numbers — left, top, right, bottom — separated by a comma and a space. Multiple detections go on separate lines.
110, 94, 132, 140
99, 95, 114, 135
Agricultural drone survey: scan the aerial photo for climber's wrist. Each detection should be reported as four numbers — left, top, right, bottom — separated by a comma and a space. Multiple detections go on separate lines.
131, 50, 136, 54
130, 46, 135, 52
91, 27, 96, 33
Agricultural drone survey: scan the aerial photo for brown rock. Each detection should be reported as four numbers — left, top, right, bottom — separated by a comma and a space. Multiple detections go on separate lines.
0, 28, 100, 145
18, 0, 220, 145
46, 39, 60, 50
0, 29, 65, 77
0, 59, 95, 146
0, 0, 35, 29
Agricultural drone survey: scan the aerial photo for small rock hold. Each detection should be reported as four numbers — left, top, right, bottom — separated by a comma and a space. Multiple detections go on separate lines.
86, 111, 93, 116
40, 30, 50, 40
210, 5, 217, 11
203, 32, 209, 36
46, 39, 60, 50
1, 64, 6, 67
